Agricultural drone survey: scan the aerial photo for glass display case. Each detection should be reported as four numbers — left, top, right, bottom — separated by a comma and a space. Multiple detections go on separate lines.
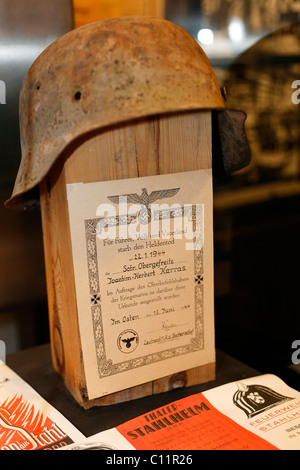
0, 1, 299, 382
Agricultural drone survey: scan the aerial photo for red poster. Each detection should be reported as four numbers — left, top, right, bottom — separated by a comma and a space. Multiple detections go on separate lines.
116, 393, 278, 450
0, 395, 75, 450
0, 362, 84, 450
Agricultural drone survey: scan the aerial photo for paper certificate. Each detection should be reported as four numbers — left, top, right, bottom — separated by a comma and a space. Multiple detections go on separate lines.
67, 170, 215, 399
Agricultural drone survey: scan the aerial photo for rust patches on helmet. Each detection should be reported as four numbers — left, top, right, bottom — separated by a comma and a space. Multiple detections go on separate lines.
4, 16, 249, 211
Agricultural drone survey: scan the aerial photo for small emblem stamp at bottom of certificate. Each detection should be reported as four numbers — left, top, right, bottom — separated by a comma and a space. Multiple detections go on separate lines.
117, 330, 139, 354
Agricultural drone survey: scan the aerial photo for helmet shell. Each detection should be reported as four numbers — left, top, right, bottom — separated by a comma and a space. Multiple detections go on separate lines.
6, 16, 242, 209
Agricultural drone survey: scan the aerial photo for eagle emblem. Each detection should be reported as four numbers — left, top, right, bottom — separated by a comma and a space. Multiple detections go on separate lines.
117, 329, 139, 353
122, 336, 136, 349
107, 187, 180, 223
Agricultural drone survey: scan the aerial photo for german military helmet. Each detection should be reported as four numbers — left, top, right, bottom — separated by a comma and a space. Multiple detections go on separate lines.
5, 16, 251, 210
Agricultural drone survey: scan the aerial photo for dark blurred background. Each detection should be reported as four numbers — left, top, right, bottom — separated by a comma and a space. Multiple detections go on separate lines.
0, 0, 299, 387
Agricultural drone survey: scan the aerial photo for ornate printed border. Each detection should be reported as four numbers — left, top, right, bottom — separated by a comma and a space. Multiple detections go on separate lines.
85, 205, 204, 378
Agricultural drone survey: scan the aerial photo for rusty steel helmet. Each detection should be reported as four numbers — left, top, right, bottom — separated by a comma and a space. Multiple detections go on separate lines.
5, 16, 250, 210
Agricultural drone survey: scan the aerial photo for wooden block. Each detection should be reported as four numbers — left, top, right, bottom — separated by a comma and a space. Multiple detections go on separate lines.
39, 111, 215, 408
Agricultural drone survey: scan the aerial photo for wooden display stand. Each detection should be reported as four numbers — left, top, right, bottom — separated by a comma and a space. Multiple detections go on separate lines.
39, 110, 216, 409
